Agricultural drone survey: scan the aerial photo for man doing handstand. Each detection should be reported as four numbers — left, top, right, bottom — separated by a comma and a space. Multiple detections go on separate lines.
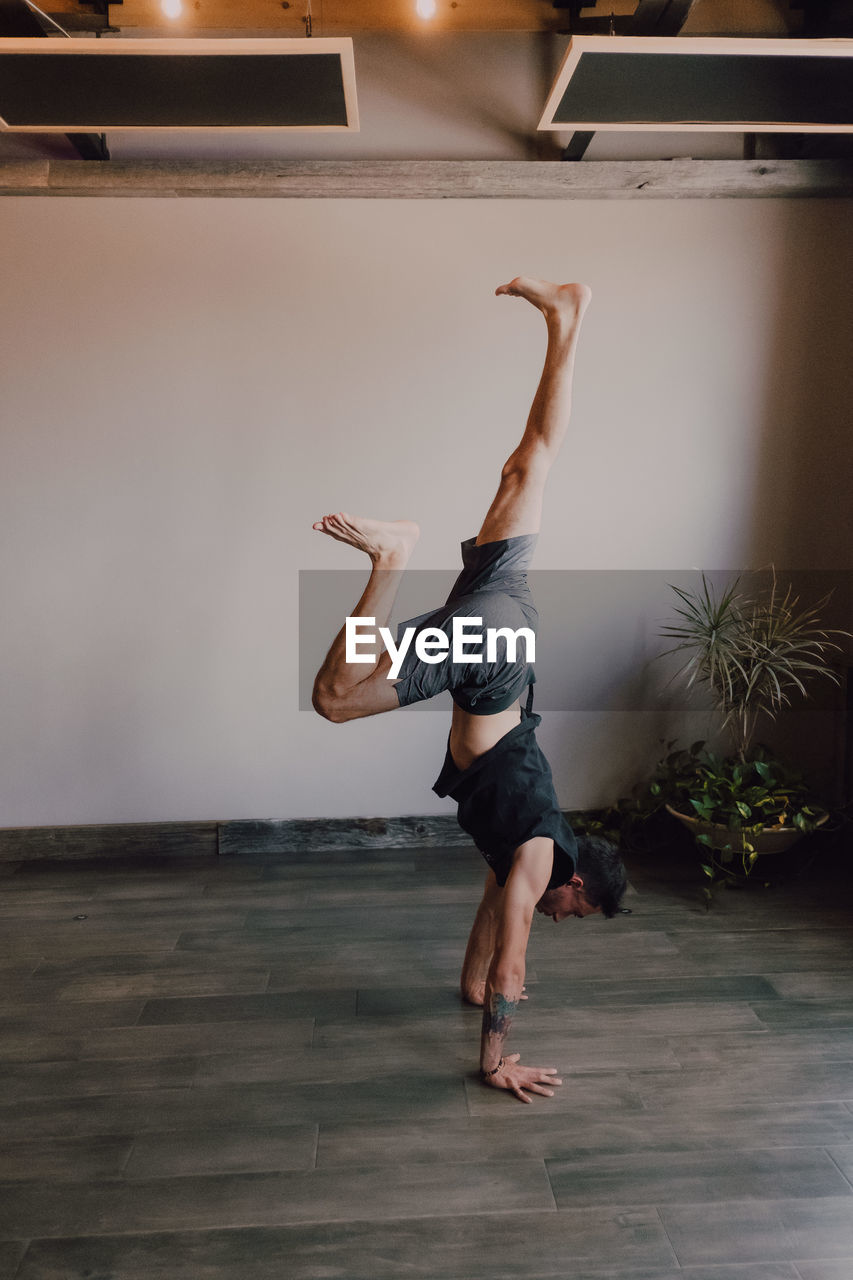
312, 277, 627, 1103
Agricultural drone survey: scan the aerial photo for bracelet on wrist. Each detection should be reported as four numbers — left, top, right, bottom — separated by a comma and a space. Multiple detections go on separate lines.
481, 1057, 504, 1079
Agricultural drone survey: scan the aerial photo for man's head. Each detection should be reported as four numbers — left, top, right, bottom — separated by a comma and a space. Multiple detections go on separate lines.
535, 876, 600, 922
535, 835, 627, 922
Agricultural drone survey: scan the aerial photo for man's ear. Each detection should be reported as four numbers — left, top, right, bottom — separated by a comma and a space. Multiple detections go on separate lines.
570, 873, 584, 889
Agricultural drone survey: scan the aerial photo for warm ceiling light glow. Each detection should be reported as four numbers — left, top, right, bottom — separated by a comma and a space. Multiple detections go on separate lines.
416, 0, 437, 18
161, 0, 183, 17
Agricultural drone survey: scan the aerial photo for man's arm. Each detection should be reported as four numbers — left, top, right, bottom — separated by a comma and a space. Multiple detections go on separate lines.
460, 871, 502, 1005
479, 837, 563, 1104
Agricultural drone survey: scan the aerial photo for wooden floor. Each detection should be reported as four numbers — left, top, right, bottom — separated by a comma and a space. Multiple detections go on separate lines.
1, 837, 853, 1280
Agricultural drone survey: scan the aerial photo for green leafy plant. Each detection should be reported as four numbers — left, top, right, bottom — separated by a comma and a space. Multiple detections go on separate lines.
635, 573, 849, 901
641, 739, 825, 887
661, 572, 844, 762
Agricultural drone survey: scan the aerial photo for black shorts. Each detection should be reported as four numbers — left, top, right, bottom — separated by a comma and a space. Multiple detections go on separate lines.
393, 533, 538, 715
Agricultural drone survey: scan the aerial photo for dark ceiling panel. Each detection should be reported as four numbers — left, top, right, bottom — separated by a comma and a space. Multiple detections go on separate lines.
541, 37, 853, 132
554, 52, 853, 126
0, 39, 358, 131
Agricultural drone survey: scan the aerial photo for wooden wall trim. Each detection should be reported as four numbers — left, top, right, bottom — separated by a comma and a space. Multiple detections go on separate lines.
218, 816, 471, 857
0, 822, 220, 863
0, 816, 470, 862
1, 159, 852, 200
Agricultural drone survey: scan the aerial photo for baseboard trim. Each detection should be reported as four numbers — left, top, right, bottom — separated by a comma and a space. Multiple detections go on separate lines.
218, 816, 470, 857
0, 821, 220, 863
0, 816, 469, 862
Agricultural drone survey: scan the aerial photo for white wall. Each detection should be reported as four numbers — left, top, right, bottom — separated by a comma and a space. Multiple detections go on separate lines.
1, 196, 851, 826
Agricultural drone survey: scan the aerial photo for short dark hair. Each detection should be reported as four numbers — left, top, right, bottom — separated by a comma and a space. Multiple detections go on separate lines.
573, 835, 627, 918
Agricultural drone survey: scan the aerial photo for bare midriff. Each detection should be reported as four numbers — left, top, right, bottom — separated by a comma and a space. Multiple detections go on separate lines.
448, 699, 522, 772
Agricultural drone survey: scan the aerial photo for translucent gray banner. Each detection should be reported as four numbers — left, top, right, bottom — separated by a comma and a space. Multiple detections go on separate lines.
299, 568, 852, 713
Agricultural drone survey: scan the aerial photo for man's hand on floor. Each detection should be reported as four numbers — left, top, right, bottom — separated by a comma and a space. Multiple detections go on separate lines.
483, 1053, 562, 1104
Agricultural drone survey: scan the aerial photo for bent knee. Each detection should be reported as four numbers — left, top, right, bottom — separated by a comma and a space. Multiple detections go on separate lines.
501, 444, 551, 484
312, 683, 352, 724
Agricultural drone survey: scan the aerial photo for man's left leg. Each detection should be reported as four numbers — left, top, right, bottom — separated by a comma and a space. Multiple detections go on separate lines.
312, 513, 419, 722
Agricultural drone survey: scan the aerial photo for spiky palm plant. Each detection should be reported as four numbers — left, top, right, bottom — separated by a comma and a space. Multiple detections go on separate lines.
661, 572, 845, 762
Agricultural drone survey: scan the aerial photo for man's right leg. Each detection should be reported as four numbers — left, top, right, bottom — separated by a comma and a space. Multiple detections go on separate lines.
476, 278, 591, 546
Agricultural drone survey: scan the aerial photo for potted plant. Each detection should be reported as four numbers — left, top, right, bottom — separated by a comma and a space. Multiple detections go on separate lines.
649, 572, 846, 886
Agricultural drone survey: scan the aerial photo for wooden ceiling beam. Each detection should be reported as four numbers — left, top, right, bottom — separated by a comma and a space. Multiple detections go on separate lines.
41, 0, 807, 36
2, 158, 852, 199
46, 0, 563, 34
40, 0, 808, 36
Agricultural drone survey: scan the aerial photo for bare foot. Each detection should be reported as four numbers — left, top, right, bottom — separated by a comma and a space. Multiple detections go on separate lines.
312, 512, 419, 567
495, 277, 591, 328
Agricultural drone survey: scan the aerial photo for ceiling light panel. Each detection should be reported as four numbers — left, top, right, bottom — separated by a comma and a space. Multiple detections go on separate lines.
0, 38, 359, 131
540, 37, 853, 133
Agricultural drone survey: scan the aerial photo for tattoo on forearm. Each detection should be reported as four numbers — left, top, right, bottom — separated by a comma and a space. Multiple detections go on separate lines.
482, 991, 518, 1040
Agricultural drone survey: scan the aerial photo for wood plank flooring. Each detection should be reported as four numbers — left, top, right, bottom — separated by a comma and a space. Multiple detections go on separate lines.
1, 840, 852, 1279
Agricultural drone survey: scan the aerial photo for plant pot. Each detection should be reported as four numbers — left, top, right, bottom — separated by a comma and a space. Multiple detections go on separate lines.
664, 804, 828, 856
